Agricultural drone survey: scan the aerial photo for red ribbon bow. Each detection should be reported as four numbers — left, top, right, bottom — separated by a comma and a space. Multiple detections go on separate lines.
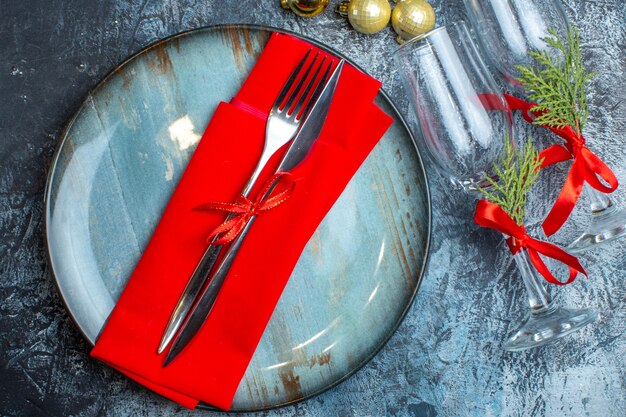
195, 172, 296, 245
503, 94, 619, 236
474, 200, 586, 286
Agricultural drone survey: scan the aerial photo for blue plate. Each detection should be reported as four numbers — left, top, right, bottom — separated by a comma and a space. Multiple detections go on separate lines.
44, 25, 431, 411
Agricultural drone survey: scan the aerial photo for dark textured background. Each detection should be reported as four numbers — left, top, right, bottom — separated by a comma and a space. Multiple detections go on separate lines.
1, 1, 624, 416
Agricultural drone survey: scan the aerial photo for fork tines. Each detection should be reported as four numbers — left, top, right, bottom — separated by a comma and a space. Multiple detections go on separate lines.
277, 50, 335, 121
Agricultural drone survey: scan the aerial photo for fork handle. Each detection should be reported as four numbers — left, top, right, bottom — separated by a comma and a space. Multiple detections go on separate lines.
161, 212, 258, 364
196, 172, 282, 304
157, 145, 274, 354
161, 170, 285, 361
157, 235, 222, 353
192, 214, 256, 318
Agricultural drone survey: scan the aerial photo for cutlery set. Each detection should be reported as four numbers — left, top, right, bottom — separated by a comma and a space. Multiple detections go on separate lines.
158, 51, 345, 365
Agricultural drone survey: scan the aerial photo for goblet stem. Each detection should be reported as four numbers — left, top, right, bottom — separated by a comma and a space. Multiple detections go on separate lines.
567, 187, 626, 253
504, 249, 597, 351
586, 186, 612, 212
516, 250, 552, 313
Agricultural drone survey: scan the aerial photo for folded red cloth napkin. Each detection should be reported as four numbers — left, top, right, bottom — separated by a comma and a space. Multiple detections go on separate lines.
91, 33, 392, 410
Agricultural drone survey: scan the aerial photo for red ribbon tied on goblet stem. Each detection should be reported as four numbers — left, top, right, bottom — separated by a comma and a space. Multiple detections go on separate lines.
503, 94, 619, 236
474, 200, 586, 286
195, 172, 296, 245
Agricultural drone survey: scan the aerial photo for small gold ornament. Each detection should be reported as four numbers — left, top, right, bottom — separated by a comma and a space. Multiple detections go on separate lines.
391, 0, 436, 43
335, 0, 392, 35
280, 0, 330, 17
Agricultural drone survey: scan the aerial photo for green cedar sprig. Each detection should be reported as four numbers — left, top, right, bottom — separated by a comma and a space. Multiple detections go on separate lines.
516, 26, 596, 137
478, 138, 543, 226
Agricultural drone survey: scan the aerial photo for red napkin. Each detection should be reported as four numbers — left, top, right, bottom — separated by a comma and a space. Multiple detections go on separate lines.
91, 33, 392, 410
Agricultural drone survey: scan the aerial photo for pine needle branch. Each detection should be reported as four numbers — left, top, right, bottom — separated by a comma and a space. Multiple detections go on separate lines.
478, 138, 543, 226
515, 26, 597, 137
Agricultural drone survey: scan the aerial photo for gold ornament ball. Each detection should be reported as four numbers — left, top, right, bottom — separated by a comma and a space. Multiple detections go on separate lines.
281, 0, 330, 17
392, 0, 436, 43
335, 0, 392, 35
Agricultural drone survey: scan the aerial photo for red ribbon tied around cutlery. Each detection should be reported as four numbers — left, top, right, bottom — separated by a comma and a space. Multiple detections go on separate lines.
195, 172, 296, 245
474, 200, 586, 285
503, 94, 619, 236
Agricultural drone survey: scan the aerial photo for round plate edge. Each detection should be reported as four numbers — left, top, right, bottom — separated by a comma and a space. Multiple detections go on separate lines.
42, 23, 433, 412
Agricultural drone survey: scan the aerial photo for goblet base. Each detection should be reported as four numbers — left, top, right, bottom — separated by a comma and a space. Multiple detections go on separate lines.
504, 305, 598, 352
567, 203, 626, 254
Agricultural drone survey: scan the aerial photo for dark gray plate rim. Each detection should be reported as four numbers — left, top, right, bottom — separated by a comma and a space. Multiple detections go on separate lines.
43, 23, 432, 413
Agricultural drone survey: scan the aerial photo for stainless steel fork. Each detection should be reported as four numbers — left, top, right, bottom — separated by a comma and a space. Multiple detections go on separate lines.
158, 50, 328, 354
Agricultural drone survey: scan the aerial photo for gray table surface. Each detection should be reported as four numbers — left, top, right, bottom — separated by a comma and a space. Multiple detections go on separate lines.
1, 1, 624, 416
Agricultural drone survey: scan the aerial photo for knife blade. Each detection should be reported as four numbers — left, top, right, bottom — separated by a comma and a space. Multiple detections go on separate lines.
163, 60, 345, 366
